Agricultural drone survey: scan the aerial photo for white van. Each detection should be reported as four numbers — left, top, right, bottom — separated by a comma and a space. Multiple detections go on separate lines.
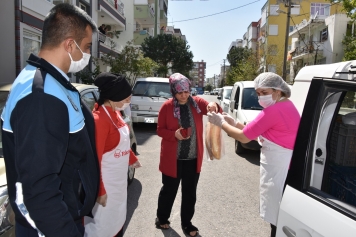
228, 81, 262, 154
276, 61, 356, 236
130, 77, 172, 123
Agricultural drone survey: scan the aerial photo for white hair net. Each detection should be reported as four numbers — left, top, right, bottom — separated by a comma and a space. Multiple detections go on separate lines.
254, 72, 291, 97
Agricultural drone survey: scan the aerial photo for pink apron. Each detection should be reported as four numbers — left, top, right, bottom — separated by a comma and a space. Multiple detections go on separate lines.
84, 106, 130, 237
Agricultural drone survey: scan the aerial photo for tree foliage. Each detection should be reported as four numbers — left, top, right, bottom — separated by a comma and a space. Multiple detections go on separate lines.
226, 47, 259, 84
101, 40, 158, 86
204, 83, 213, 92
141, 34, 194, 77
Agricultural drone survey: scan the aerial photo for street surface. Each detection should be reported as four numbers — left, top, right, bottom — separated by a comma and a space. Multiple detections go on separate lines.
124, 95, 270, 237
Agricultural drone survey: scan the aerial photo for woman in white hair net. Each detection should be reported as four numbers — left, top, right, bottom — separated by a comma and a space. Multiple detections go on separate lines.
207, 72, 300, 237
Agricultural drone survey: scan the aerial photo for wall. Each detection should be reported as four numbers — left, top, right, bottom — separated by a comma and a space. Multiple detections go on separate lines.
0, 1, 16, 85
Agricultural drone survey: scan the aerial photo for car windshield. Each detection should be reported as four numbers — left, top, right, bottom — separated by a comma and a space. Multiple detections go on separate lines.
132, 81, 172, 99
223, 88, 232, 99
0, 91, 9, 158
242, 88, 263, 110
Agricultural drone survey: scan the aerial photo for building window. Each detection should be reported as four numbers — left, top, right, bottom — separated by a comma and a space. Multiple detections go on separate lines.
79, 3, 86, 12
320, 28, 328, 42
22, 30, 41, 69
200, 69, 202, 72
311, 3, 330, 17
291, 5, 300, 15
269, 25, 278, 36
269, 5, 279, 15
289, 25, 295, 33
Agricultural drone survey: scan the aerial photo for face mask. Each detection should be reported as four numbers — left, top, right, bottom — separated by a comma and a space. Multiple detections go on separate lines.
115, 102, 130, 111
68, 40, 91, 73
258, 94, 276, 108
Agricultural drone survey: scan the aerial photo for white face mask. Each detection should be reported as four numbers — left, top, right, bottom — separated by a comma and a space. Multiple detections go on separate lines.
68, 40, 91, 73
258, 94, 276, 108
115, 102, 130, 111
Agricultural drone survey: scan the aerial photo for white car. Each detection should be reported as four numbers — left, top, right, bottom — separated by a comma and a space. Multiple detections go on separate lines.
130, 77, 172, 124
228, 81, 262, 154
217, 86, 233, 113
277, 61, 356, 236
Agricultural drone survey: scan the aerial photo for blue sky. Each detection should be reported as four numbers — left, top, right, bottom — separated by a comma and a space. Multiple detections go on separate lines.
167, 0, 266, 78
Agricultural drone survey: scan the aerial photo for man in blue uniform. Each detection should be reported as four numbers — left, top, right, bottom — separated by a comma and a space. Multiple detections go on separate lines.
1, 3, 99, 237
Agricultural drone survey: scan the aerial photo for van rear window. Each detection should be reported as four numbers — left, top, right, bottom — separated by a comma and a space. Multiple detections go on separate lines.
132, 81, 172, 98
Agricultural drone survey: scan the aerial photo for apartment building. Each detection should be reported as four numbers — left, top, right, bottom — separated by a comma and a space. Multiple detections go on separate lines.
289, 13, 349, 81
133, 0, 168, 45
190, 60, 206, 89
258, 0, 343, 80
0, 0, 135, 85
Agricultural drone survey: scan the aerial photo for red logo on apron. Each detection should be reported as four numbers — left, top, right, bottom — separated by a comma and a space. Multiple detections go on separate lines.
114, 149, 121, 158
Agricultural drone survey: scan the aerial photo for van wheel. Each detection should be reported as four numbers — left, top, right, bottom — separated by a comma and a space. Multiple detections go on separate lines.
235, 140, 246, 155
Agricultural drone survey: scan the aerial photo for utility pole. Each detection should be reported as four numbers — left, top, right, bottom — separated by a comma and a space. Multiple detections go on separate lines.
154, 0, 158, 37
214, 74, 216, 88
282, 0, 291, 81
223, 59, 226, 87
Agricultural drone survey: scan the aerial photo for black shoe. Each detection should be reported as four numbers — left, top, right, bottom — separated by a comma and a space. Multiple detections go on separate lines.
182, 224, 199, 237
155, 218, 170, 230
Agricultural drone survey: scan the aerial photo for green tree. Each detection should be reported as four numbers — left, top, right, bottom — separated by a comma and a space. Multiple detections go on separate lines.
101, 40, 158, 86
204, 84, 213, 92
226, 47, 259, 84
141, 34, 194, 77
226, 47, 251, 67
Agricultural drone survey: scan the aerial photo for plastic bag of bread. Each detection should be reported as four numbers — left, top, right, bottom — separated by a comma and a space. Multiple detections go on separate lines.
205, 121, 225, 160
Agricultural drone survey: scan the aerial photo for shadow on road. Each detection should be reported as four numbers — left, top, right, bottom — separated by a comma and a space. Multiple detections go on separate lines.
124, 178, 142, 232
133, 123, 158, 145
239, 150, 260, 166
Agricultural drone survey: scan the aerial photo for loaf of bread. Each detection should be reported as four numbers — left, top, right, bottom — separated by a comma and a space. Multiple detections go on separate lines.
205, 123, 214, 160
210, 124, 221, 159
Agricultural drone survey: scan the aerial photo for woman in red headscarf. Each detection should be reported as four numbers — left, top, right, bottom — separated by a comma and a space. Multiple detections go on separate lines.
155, 73, 221, 237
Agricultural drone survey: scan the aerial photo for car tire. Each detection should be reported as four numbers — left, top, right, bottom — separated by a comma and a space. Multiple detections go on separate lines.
127, 166, 135, 186
235, 140, 246, 155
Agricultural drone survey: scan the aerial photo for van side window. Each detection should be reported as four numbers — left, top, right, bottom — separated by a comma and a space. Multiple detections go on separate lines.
309, 88, 356, 211
234, 87, 240, 109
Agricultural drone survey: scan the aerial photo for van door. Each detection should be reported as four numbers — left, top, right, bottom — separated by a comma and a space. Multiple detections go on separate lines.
277, 78, 356, 237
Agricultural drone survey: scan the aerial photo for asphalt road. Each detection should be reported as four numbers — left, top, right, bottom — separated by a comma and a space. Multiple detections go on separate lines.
124, 95, 270, 237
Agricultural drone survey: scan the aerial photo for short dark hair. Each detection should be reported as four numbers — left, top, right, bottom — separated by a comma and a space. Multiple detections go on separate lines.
41, 3, 97, 49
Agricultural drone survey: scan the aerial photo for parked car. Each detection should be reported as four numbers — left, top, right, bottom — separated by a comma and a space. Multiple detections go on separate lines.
217, 86, 233, 112
130, 77, 172, 124
190, 88, 197, 96
0, 82, 138, 236
277, 61, 356, 236
204, 91, 210, 95
228, 81, 262, 154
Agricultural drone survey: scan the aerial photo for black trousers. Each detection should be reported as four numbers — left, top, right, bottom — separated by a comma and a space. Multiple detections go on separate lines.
156, 159, 200, 227
15, 220, 84, 236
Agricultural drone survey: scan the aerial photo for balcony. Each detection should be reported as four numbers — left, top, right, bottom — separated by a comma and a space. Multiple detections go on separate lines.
98, 32, 122, 53
99, 0, 126, 29
133, 31, 152, 45
292, 43, 324, 61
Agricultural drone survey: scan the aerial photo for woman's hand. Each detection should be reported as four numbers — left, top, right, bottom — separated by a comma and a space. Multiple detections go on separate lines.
207, 102, 218, 113
97, 194, 107, 207
207, 112, 226, 127
222, 112, 239, 126
175, 127, 190, 140
132, 160, 142, 168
